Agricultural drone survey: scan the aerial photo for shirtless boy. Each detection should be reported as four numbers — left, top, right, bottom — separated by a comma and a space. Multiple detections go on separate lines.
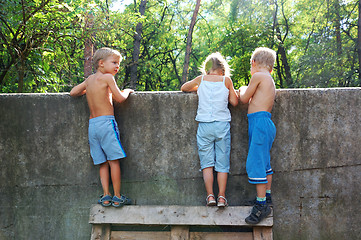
70, 47, 133, 207
238, 47, 277, 224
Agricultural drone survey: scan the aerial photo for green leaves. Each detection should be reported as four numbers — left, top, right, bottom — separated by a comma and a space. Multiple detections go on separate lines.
0, 0, 359, 92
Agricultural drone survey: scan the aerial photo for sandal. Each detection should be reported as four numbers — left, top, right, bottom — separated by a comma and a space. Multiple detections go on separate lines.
98, 195, 112, 207
206, 194, 216, 206
217, 196, 228, 207
112, 195, 132, 207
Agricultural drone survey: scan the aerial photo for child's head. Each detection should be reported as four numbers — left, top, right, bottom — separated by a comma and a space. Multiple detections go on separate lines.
200, 52, 231, 77
92, 47, 122, 70
250, 47, 276, 72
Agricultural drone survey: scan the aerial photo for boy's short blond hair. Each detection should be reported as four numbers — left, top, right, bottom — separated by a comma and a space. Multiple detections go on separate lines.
200, 52, 231, 77
92, 47, 122, 70
251, 47, 276, 72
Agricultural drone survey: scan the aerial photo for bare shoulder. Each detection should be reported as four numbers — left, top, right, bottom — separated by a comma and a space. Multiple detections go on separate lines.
225, 76, 233, 82
224, 76, 233, 88
181, 75, 202, 92
193, 75, 203, 83
99, 73, 114, 81
98, 73, 116, 86
252, 72, 273, 82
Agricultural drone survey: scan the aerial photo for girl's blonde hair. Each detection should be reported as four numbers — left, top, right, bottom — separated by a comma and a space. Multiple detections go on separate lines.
92, 47, 122, 70
200, 52, 231, 77
251, 47, 276, 72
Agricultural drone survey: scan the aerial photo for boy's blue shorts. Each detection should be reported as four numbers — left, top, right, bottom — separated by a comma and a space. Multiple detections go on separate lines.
197, 121, 231, 173
88, 115, 126, 165
246, 111, 276, 184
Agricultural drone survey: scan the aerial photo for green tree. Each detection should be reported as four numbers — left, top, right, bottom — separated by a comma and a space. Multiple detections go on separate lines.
0, 0, 85, 92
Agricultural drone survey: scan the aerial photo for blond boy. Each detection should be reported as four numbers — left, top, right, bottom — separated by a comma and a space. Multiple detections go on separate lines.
70, 47, 133, 207
239, 47, 276, 224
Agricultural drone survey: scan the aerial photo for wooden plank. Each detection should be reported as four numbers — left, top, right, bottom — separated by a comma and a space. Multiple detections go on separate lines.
190, 232, 253, 240
171, 226, 189, 240
90, 224, 111, 240
110, 231, 170, 240
89, 205, 273, 227
253, 227, 273, 240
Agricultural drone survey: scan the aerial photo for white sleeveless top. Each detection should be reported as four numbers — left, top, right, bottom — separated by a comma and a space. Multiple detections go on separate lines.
195, 75, 231, 122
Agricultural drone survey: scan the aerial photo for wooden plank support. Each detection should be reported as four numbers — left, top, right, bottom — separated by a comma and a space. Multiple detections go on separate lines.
89, 205, 273, 240
89, 205, 273, 226
171, 226, 189, 240
253, 226, 273, 240
90, 224, 110, 240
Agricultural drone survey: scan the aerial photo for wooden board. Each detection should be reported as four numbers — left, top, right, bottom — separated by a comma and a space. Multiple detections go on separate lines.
110, 231, 254, 240
190, 232, 253, 240
111, 231, 170, 240
89, 205, 273, 227
253, 227, 273, 240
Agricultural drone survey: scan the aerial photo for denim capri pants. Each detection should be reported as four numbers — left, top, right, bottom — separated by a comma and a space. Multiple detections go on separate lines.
197, 121, 231, 173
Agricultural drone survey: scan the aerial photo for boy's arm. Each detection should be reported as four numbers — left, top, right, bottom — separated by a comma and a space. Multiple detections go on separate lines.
70, 81, 87, 97
226, 77, 239, 107
181, 76, 201, 92
105, 74, 134, 103
238, 74, 261, 104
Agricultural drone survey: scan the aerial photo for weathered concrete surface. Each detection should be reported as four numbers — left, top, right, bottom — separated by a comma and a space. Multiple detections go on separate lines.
0, 88, 360, 240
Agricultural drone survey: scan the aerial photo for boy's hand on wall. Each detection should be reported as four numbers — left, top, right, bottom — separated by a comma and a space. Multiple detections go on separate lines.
122, 89, 135, 94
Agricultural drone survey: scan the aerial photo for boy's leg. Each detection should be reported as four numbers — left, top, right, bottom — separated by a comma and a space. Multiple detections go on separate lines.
256, 183, 266, 199
108, 159, 121, 198
266, 174, 273, 205
266, 174, 272, 191
203, 167, 215, 202
217, 172, 228, 203
99, 162, 111, 204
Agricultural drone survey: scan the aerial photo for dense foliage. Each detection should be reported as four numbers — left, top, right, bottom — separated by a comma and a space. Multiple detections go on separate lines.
0, 0, 360, 92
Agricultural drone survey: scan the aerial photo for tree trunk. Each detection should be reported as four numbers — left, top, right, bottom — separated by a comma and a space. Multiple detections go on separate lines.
278, 44, 292, 87
169, 52, 181, 86
18, 59, 25, 93
358, 0, 361, 85
129, 0, 147, 89
332, 0, 344, 87
0, 58, 15, 90
84, 13, 94, 78
276, 53, 283, 88
273, 0, 293, 87
181, 0, 201, 85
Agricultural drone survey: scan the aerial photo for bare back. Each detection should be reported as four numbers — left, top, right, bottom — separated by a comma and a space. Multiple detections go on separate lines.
85, 73, 115, 119
248, 72, 275, 114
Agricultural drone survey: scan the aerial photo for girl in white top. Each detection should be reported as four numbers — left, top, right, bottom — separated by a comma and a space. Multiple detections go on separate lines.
181, 52, 239, 207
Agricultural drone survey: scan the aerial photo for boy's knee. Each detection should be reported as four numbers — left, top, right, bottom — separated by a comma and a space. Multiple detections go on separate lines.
108, 159, 120, 166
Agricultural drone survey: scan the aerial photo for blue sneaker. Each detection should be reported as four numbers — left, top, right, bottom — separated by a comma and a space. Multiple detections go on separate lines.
245, 203, 271, 224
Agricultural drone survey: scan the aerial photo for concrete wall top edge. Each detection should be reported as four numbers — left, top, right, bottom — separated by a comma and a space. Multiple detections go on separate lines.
0, 87, 360, 97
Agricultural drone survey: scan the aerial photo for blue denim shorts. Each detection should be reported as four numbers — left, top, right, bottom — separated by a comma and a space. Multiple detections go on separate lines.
88, 115, 126, 165
246, 111, 276, 184
197, 121, 231, 173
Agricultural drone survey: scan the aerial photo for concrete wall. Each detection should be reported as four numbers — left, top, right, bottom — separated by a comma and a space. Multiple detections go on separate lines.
0, 88, 360, 240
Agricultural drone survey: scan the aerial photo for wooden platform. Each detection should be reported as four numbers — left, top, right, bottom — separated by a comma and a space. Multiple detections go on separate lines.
89, 205, 273, 240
